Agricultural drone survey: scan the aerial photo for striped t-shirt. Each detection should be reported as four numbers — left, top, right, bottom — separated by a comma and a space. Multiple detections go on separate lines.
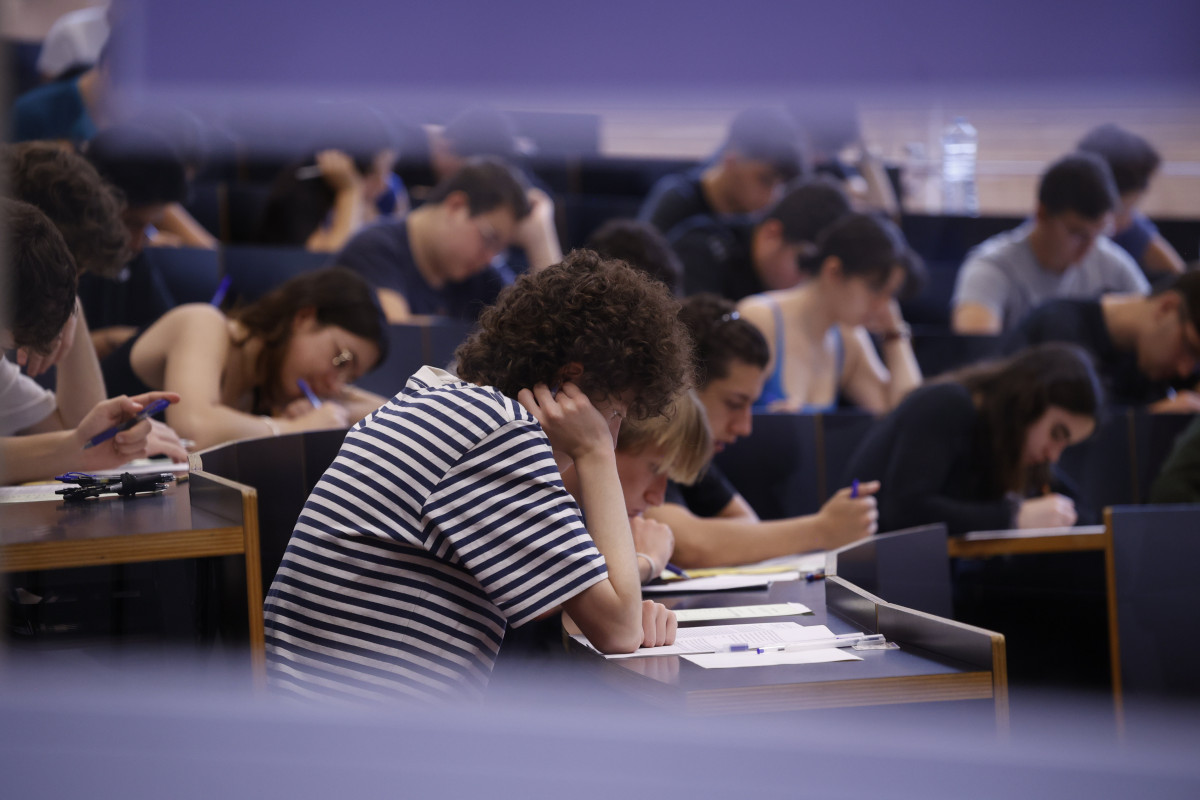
264, 366, 608, 702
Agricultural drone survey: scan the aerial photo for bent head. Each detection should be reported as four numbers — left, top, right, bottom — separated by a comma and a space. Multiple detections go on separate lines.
425, 157, 530, 282
232, 267, 389, 412
1135, 271, 1200, 382
615, 391, 712, 517
678, 295, 770, 452
809, 213, 920, 327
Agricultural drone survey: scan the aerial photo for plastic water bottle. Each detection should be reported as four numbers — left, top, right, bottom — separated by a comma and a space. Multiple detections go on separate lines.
941, 117, 979, 216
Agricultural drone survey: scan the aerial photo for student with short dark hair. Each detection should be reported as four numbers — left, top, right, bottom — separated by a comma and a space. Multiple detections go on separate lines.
264, 251, 693, 701
952, 152, 1149, 335
739, 213, 923, 414
644, 294, 879, 568
100, 267, 390, 451
0, 198, 184, 484
1077, 123, 1185, 277
670, 177, 852, 299
585, 218, 684, 295
639, 108, 805, 235
335, 156, 534, 322
1004, 270, 1200, 411
844, 344, 1101, 535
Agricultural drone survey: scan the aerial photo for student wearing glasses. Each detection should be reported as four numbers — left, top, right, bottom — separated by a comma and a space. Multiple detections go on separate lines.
737, 213, 923, 414
334, 156, 552, 323
99, 267, 389, 450
1003, 270, 1200, 412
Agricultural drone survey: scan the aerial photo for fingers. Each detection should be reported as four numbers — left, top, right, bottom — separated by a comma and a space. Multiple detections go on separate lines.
641, 600, 676, 648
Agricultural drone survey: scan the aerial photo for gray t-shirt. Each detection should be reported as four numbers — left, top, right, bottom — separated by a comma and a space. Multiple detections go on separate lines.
951, 220, 1149, 333
0, 356, 56, 436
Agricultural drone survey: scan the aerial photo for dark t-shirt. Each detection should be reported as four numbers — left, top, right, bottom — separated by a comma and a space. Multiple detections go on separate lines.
668, 216, 762, 300
844, 382, 1015, 536
638, 167, 713, 235
664, 462, 738, 518
1002, 299, 1171, 406
335, 220, 512, 321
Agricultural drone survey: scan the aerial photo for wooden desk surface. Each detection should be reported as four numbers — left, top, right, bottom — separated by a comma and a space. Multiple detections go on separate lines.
0, 483, 246, 572
568, 579, 994, 715
947, 525, 1108, 559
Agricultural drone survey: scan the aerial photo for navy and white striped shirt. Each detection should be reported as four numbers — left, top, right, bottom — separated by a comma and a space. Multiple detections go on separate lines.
264, 367, 608, 702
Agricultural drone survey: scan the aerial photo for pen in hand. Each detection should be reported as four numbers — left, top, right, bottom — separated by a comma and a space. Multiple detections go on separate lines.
82, 398, 172, 450
850, 479, 859, 499
297, 379, 322, 408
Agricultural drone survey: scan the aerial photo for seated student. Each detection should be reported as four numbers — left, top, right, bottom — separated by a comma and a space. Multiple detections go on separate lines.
0, 198, 184, 484
264, 251, 692, 701
584, 218, 684, 296
645, 294, 880, 568
639, 108, 804, 235
1149, 415, 1200, 503
560, 390, 712, 583
844, 343, 1100, 536
400, 106, 562, 274
258, 148, 402, 253
100, 267, 389, 451
739, 213, 923, 414
951, 152, 1149, 335
1077, 124, 1185, 277
1004, 271, 1200, 411
670, 177, 853, 300
334, 157, 532, 323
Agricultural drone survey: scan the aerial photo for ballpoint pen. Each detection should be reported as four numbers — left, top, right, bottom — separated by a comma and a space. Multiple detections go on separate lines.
664, 562, 689, 578
82, 398, 172, 450
756, 633, 884, 654
298, 379, 323, 408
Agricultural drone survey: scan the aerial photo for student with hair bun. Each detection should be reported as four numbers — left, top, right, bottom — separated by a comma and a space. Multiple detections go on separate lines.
738, 213, 923, 414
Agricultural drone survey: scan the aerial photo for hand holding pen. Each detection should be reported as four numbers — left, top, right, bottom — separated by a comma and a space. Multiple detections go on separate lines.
814, 479, 882, 548
76, 392, 181, 468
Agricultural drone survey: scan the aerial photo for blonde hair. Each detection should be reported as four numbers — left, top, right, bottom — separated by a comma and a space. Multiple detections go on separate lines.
616, 390, 712, 485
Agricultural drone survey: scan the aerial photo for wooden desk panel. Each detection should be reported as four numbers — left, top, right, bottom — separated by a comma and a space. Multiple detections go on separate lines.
569, 580, 996, 716
0, 472, 264, 675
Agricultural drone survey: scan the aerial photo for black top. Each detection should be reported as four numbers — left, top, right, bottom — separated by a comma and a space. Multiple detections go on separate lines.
100, 328, 157, 403
637, 167, 714, 235
668, 216, 763, 301
334, 221, 510, 321
843, 382, 1014, 535
665, 462, 738, 518
1002, 299, 1171, 407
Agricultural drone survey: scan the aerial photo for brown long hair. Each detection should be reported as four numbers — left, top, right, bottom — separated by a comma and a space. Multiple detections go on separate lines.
944, 343, 1101, 494
228, 267, 388, 412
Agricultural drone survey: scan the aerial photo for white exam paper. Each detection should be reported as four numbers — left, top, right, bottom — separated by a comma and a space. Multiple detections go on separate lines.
673, 603, 812, 623
574, 621, 836, 659
684, 648, 862, 669
642, 572, 799, 594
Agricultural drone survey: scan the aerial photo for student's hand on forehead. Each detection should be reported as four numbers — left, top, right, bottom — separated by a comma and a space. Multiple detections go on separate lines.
517, 382, 615, 462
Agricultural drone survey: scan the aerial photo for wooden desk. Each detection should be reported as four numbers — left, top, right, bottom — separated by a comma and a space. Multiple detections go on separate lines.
567, 576, 1004, 723
0, 471, 264, 675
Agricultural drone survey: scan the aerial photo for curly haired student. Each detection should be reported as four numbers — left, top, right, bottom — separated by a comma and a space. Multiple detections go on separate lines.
264, 250, 695, 701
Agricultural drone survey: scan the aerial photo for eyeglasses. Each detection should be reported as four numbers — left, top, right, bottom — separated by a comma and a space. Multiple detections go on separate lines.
474, 218, 504, 253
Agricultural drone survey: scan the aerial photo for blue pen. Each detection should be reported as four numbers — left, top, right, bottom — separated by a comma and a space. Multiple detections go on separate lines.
297, 379, 322, 408
664, 562, 689, 579
82, 398, 172, 450
850, 479, 859, 499
210, 274, 232, 307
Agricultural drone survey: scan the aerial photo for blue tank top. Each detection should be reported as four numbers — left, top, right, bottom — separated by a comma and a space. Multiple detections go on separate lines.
753, 294, 844, 413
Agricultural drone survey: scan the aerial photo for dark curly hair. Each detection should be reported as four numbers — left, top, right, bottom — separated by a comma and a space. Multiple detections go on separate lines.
229, 267, 389, 413
678, 293, 770, 387
455, 249, 694, 420
3, 198, 78, 353
1, 142, 131, 278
